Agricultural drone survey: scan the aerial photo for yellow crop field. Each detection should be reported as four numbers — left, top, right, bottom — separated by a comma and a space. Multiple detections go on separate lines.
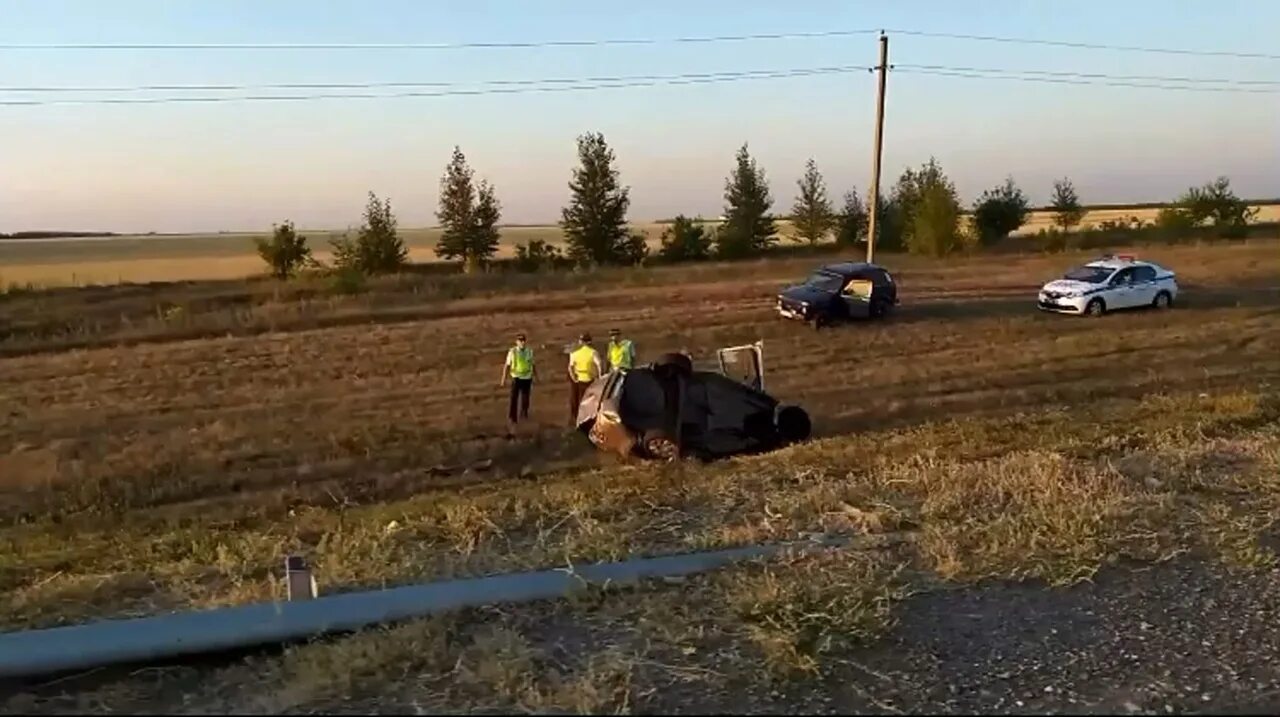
7, 206, 1272, 287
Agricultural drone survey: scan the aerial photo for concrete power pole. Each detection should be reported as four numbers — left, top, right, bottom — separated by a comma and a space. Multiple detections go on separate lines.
865, 32, 889, 264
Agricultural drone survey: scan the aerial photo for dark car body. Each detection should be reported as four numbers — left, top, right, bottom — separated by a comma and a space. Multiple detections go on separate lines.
777, 261, 898, 326
574, 345, 810, 461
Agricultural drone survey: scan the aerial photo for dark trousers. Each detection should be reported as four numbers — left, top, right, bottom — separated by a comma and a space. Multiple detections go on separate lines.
508, 378, 532, 424
569, 380, 592, 425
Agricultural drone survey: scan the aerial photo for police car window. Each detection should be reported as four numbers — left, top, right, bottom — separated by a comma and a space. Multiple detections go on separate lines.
1112, 268, 1135, 284
1133, 266, 1156, 282
1063, 266, 1113, 283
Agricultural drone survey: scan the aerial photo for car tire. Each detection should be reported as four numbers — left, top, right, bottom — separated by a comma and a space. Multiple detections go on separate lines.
1153, 291, 1173, 309
653, 352, 693, 378
775, 405, 811, 444
1084, 298, 1106, 318
870, 298, 891, 320
812, 314, 826, 330
641, 428, 680, 461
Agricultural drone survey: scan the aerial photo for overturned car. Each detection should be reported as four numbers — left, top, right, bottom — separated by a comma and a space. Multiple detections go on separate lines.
574, 342, 812, 461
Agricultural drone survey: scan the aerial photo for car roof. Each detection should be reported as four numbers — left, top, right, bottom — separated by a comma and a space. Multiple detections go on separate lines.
1083, 256, 1159, 271
819, 261, 885, 276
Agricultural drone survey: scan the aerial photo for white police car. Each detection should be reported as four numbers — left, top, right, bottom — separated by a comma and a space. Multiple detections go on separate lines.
1037, 254, 1178, 317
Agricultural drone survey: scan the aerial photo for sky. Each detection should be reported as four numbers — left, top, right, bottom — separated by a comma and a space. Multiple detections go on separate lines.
1, 0, 1277, 233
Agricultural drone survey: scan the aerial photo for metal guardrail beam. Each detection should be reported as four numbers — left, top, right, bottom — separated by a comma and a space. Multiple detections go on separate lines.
0, 540, 844, 680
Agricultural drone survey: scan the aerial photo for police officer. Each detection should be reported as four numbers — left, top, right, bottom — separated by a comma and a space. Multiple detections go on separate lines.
500, 332, 537, 436
606, 328, 635, 373
566, 333, 603, 426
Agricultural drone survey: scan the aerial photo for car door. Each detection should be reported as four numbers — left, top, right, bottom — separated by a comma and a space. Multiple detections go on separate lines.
1129, 266, 1158, 306
716, 341, 765, 392
1107, 268, 1137, 308
840, 275, 874, 318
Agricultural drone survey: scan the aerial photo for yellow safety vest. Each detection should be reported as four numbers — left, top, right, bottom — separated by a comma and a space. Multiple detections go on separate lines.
508, 346, 534, 379
608, 339, 634, 369
570, 346, 598, 382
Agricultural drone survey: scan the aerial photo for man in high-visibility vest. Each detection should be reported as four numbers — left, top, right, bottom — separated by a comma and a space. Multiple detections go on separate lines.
500, 332, 538, 437
566, 332, 603, 426
606, 328, 635, 373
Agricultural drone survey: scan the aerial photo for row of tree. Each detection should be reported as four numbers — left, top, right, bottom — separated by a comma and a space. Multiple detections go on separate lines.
255, 132, 1261, 278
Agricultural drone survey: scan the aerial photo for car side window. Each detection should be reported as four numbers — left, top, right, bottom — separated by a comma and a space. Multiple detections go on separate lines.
1112, 268, 1134, 286
1133, 266, 1156, 283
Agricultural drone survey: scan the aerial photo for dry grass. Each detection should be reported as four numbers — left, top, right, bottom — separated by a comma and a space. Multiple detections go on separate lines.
0, 238, 1278, 712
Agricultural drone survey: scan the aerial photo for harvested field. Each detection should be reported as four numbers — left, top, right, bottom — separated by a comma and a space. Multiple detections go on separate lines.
4, 204, 1276, 286
1, 238, 1278, 712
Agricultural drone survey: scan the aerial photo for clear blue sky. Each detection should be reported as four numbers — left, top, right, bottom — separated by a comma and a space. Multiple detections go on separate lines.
1, 0, 1277, 232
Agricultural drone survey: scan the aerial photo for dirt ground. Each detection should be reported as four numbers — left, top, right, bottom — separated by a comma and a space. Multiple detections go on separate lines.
0, 238, 1277, 713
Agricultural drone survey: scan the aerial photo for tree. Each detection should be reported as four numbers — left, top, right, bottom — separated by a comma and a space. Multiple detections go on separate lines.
560, 132, 636, 266
909, 180, 966, 257
513, 239, 567, 273
434, 146, 502, 273
254, 220, 311, 279
971, 177, 1031, 245
888, 157, 957, 253
835, 189, 868, 247
332, 192, 407, 275
790, 158, 835, 245
659, 215, 712, 262
1050, 178, 1086, 232
716, 143, 777, 259
1176, 176, 1256, 237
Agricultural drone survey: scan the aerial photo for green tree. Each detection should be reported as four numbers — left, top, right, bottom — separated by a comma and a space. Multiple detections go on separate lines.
1050, 177, 1086, 231
887, 157, 957, 252
791, 158, 835, 245
332, 192, 407, 275
513, 239, 567, 273
658, 215, 712, 262
1176, 176, 1256, 238
971, 177, 1031, 245
560, 132, 636, 266
909, 180, 966, 257
434, 146, 502, 273
254, 220, 311, 279
890, 159, 962, 257
835, 189, 868, 248
716, 143, 777, 259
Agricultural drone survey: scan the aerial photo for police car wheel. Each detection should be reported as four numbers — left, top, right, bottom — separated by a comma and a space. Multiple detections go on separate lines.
1085, 299, 1106, 317
1153, 291, 1172, 309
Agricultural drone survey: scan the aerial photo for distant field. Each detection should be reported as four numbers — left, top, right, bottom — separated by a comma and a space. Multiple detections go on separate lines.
4, 205, 1276, 286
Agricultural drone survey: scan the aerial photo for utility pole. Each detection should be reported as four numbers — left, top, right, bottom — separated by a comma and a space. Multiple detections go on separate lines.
865, 32, 889, 264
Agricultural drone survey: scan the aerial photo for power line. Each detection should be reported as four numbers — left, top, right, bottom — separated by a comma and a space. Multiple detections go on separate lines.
9, 64, 1275, 96
0, 66, 872, 106
895, 64, 1280, 87
0, 29, 878, 51
884, 28, 1280, 60
893, 67, 1280, 93
0, 65, 873, 94
1, 26, 1275, 61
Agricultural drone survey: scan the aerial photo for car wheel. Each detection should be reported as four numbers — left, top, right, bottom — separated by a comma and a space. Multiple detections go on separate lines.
775, 405, 811, 444
1153, 291, 1172, 309
812, 314, 826, 330
870, 298, 891, 320
641, 429, 680, 461
1085, 298, 1106, 318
